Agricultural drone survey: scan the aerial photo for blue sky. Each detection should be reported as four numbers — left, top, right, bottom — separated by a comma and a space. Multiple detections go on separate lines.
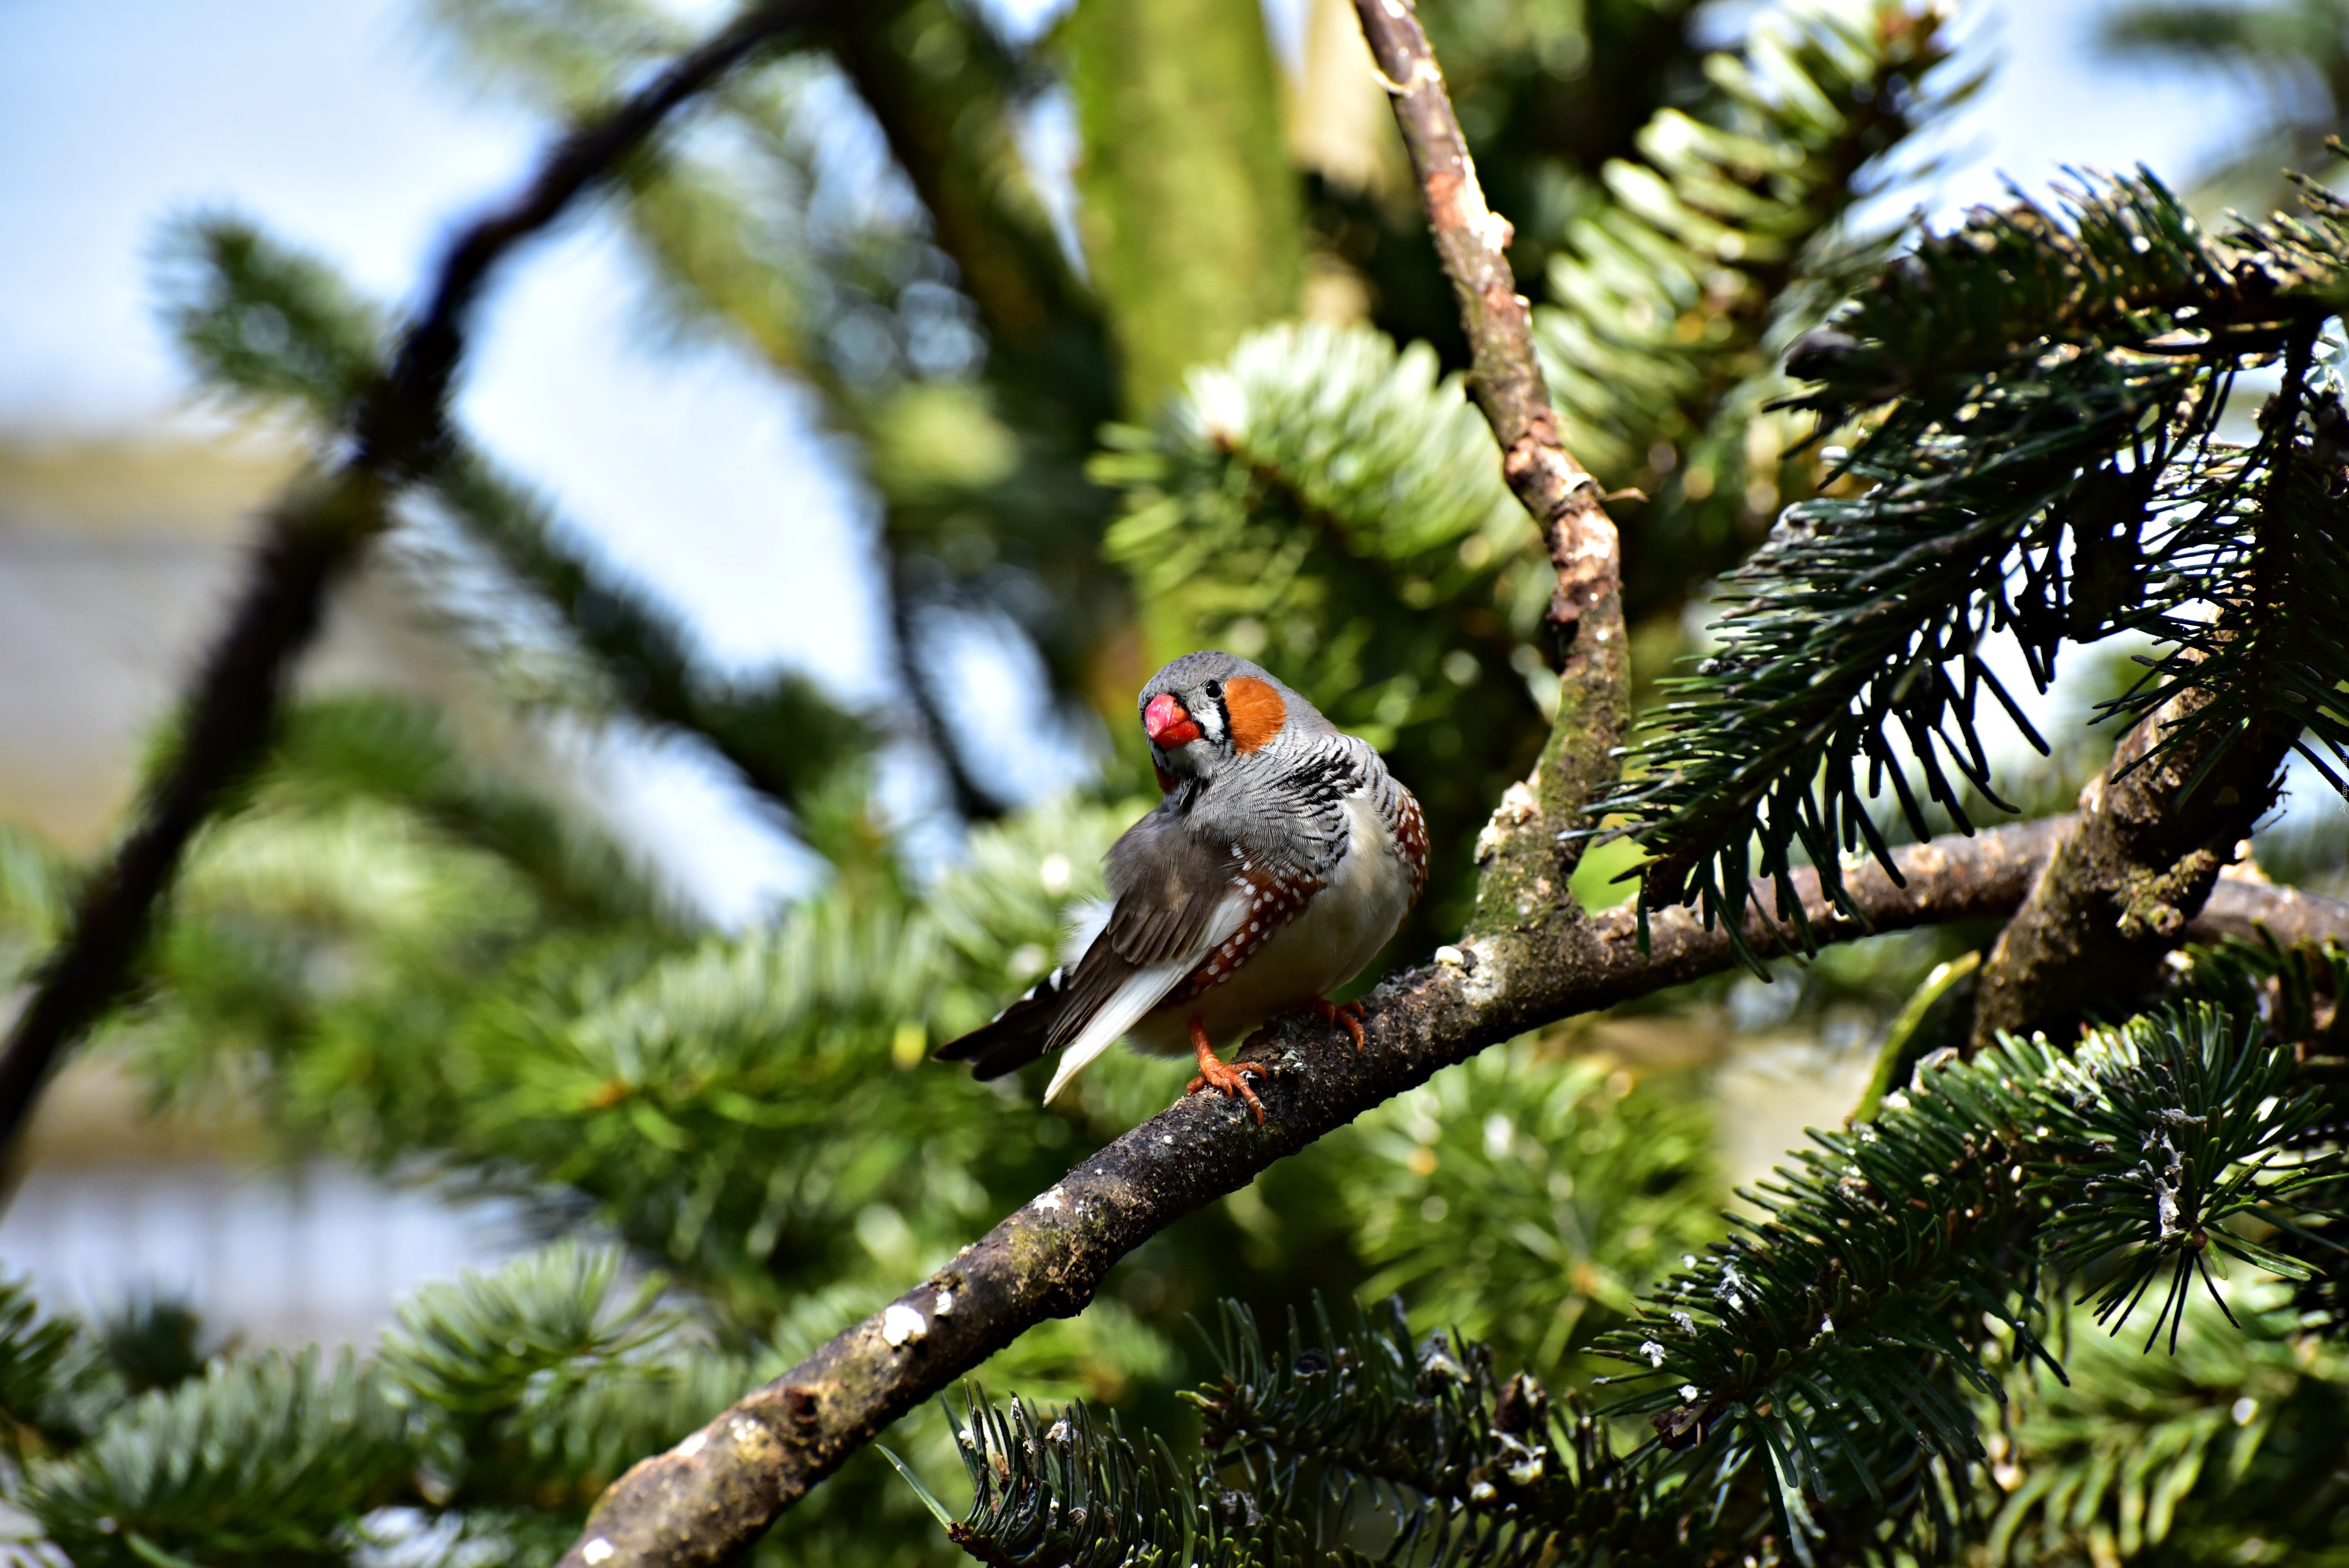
0, 0, 2281, 914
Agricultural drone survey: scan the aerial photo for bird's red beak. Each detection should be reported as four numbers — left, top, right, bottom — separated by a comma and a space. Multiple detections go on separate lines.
1144, 693, 1202, 748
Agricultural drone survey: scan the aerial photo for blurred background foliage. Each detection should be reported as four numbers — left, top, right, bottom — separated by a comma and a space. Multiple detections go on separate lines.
1, 0, 2345, 1563
2095, 0, 2349, 219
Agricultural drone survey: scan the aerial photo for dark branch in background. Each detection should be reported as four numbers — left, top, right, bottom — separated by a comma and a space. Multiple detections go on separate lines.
353, 1, 830, 480
430, 453, 875, 817
163, 221, 876, 827
0, 478, 375, 1165
885, 558, 1013, 824
1348, 0, 1632, 937
822, 0, 1132, 744
820, 0, 1104, 826
554, 817, 2348, 1568
822, 2, 1093, 360
0, 0, 833, 1164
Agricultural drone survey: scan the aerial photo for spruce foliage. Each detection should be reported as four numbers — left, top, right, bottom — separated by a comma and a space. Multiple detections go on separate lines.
1333, 1043, 1720, 1384
1533, 0, 1976, 603
935, 1300, 1672, 1567
163, 216, 878, 827
1601, 175, 2349, 947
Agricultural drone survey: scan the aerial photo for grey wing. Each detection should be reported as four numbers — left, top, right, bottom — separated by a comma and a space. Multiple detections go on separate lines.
1044, 808, 1238, 1051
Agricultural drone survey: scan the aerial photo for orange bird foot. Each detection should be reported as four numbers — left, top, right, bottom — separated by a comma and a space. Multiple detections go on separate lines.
1312, 997, 1367, 1052
1183, 1016, 1267, 1124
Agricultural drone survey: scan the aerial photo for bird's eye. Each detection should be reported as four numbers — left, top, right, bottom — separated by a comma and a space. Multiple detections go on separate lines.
1204, 679, 1223, 700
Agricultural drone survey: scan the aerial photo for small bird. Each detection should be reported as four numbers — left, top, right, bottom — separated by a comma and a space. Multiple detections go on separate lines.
936, 651, 1428, 1121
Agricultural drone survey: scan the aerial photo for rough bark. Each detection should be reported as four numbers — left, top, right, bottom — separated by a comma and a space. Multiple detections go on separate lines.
0, 0, 833, 1161
1348, 0, 1630, 937
1971, 691, 2298, 1050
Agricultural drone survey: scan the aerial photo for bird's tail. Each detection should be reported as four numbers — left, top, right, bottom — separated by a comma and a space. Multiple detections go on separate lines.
932, 966, 1068, 1080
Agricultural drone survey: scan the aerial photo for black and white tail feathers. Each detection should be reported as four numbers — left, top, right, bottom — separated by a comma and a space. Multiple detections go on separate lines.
932, 965, 1070, 1080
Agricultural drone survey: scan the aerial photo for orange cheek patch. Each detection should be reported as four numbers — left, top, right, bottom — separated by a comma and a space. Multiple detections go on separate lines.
1223, 675, 1287, 755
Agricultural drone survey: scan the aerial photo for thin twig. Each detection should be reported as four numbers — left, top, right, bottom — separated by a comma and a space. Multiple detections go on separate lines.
553, 816, 2349, 1568
1346, 0, 1615, 635
1347, 0, 1631, 934
887, 558, 1014, 824
0, 0, 831, 1161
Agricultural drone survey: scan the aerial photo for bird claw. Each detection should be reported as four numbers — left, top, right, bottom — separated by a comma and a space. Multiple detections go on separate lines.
1312, 997, 1368, 1052
1185, 1057, 1269, 1123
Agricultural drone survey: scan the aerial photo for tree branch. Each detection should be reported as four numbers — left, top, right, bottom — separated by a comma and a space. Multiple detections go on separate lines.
2196, 870, 2349, 948
430, 451, 875, 818
0, 0, 833, 1162
1973, 328, 2320, 1048
885, 558, 1014, 825
1971, 327, 2316, 1049
554, 814, 2349, 1568
1347, 0, 1631, 936
1971, 694, 2298, 1048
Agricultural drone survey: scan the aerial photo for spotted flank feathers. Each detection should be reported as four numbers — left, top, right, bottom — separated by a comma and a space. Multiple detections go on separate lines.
1394, 788, 1429, 897
1167, 864, 1324, 1007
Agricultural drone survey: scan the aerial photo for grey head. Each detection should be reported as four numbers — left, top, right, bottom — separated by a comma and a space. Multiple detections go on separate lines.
1137, 651, 1334, 785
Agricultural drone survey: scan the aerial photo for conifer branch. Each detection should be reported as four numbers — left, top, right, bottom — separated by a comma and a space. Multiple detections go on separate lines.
2193, 873, 2349, 950
1974, 247, 2349, 1043
1605, 175, 2349, 959
553, 817, 2345, 1568
945, 1301, 1672, 1565
1348, 0, 1631, 934
1590, 1000, 2336, 1557
927, 998, 2348, 1567
1533, 0, 1970, 604
0, 0, 834, 1162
